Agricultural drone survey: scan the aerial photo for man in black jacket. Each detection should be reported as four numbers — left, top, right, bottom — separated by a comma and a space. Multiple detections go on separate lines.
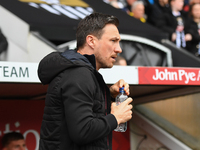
38, 12, 133, 150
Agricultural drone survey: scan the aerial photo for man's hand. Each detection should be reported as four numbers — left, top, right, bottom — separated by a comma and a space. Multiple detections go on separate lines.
110, 79, 129, 98
185, 33, 192, 41
111, 98, 133, 125
171, 33, 177, 42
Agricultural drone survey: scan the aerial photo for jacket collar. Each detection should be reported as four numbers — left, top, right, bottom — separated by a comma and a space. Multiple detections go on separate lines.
83, 54, 96, 70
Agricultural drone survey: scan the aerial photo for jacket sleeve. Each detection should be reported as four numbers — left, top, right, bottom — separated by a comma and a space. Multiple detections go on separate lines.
60, 67, 117, 145
188, 20, 200, 43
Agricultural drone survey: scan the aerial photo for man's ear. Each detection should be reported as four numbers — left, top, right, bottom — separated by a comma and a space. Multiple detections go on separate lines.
86, 35, 96, 49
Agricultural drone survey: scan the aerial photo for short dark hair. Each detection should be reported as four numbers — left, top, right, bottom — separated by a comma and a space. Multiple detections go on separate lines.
189, 3, 200, 17
1, 132, 24, 148
76, 12, 119, 49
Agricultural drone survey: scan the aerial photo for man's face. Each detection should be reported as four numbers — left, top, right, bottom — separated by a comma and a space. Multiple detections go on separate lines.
94, 24, 122, 70
3, 140, 26, 150
132, 4, 145, 19
192, 4, 200, 19
171, 0, 184, 11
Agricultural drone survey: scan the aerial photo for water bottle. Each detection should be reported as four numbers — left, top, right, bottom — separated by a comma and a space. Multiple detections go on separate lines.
114, 87, 128, 132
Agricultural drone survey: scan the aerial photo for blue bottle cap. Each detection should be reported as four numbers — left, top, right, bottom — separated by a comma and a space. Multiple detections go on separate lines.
119, 87, 124, 90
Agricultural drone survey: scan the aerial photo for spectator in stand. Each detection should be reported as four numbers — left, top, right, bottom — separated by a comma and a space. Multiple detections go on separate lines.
158, 0, 192, 49
186, 3, 200, 56
123, 0, 152, 18
130, 1, 146, 22
129, 1, 146, 23
147, 0, 170, 26
123, 0, 137, 13
1, 132, 26, 150
114, 55, 127, 65
122, 0, 152, 23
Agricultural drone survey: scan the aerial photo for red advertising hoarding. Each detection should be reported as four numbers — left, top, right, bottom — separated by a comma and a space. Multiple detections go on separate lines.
138, 67, 200, 85
0, 100, 130, 150
0, 100, 45, 150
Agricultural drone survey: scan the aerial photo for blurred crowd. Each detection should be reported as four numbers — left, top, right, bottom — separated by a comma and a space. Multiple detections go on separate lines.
103, 0, 200, 57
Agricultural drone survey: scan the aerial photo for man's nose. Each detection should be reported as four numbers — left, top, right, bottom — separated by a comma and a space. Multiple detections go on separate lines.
115, 43, 122, 53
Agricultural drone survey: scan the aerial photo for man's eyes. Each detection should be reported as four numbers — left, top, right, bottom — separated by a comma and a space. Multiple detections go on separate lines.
111, 39, 117, 42
15, 145, 20, 148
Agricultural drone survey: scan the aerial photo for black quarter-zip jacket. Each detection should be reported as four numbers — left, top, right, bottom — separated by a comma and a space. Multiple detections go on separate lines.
38, 50, 117, 150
